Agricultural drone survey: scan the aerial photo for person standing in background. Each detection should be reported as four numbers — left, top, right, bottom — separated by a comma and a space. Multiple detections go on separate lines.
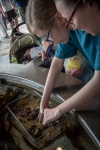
0, 10, 8, 38
0, 0, 19, 31
2, 14, 7, 29
1, 0, 16, 30
13, 0, 29, 22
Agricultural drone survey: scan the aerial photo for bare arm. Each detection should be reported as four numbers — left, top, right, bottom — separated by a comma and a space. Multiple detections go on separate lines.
10, 0, 15, 8
39, 57, 64, 121
43, 71, 100, 125
0, 4, 4, 13
0, 4, 7, 18
9, 0, 16, 12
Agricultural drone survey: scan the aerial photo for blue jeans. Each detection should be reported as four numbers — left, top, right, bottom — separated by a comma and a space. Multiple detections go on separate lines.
78, 61, 94, 83
2, 15, 7, 29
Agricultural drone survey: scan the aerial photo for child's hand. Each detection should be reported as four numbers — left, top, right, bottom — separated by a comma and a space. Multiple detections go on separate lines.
41, 51, 47, 61
38, 101, 49, 123
42, 107, 62, 125
42, 40, 53, 52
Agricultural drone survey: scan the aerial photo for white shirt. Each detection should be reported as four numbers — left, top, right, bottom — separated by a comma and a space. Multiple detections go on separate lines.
30, 46, 44, 59
0, 0, 13, 12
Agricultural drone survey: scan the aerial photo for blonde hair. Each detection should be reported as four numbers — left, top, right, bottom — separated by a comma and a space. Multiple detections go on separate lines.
26, 0, 57, 34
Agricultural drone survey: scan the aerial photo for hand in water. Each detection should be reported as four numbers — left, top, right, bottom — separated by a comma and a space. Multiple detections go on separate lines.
38, 112, 44, 123
38, 102, 48, 123
42, 107, 62, 125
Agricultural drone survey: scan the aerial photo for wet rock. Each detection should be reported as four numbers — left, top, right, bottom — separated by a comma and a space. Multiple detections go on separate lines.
49, 122, 57, 128
41, 125, 48, 130
58, 127, 63, 131
31, 109, 36, 115
33, 128, 42, 139
29, 113, 37, 120
34, 95, 37, 99
30, 125, 36, 129
19, 118, 23, 122
35, 107, 39, 112
30, 129, 35, 134
37, 99, 40, 103
27, 117, 31, 121
27, 128, 31, 132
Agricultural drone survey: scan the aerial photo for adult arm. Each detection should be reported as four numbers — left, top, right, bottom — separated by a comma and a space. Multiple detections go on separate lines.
10, 0, 15, 7
43, 70, 100, 125
9, 0, 16, 11
0, 4, 7, 18
39, 57, 64, 122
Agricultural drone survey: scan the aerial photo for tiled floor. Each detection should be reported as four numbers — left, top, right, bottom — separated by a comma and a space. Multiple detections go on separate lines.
0, 18, 29, 64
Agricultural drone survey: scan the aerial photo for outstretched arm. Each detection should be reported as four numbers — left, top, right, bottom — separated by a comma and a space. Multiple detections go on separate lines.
39, 57, 64, 122
43, 70, 100, 125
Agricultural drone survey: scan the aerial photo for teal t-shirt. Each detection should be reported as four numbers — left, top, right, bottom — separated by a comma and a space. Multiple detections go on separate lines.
55, 29, 100, 70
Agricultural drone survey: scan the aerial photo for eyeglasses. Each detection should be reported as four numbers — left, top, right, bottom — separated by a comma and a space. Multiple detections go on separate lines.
65, 0, 80, 29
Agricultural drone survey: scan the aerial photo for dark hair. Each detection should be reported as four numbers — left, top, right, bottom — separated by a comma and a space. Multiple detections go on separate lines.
54, 0, 100, 9
26, 0, 57, 34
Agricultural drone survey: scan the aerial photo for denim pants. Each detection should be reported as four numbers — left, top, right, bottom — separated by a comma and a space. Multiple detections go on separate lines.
2, 14, 7, 29
78, 60, 94, 83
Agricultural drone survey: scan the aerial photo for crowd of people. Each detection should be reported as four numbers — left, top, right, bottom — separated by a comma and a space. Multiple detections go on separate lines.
0, 0, 29, 41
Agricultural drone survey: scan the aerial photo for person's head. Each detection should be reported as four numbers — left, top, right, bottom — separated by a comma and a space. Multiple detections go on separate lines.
26, 0, 69, 44
54, 0, 100, 35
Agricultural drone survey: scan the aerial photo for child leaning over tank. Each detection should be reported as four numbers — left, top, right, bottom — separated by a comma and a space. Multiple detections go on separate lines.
25, 0, 100, 126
